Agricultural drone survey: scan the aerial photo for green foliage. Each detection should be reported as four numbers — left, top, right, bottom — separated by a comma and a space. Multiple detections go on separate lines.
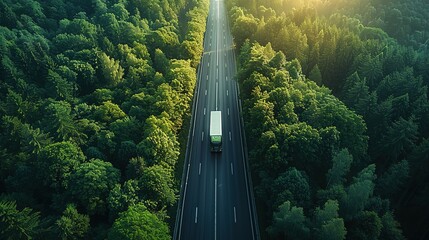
1, 116, 52, 155
68, 159, 120, 215
147, 26, 179, 58
108, 203, 170, 240
313, 200, 347, 240
107, 180, 141, 220
340, 164, 376, 220
98, 52, 124, 87
314, 199, 340, 224
93, 101, 127, 124
348, 211, 382, 240
0, 0, 206, 236
309, 64, 322, 85
342, 72, 373, 116
318, 218, 346, 240
139, 115, 179, 168
153, 49, 170, 75
267, 201, 309, 240
380, 212, 405, 240
376, 160, 409, 200
181, 0, 209, 66
231, 9, 258, 49
56, 204, 90, 240
326, 149, 353, 188
139, 165, 176, 210
229, 0, 426, 237
378, 117, 418, 162
37, 141, 85, 190
0, 200, 40, 239
272, 168, 310, 209
45, 70, 75, 101
42, 101, 85, 144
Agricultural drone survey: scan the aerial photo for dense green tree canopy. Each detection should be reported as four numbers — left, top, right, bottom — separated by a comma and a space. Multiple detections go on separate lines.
0, 0, 208, 236
108, 204, 170, 240
68, 159, 120, 215
267, 201, 309, 240
228, 0, 428, 238
36, 141, 85, 190
56, 204, 90, 240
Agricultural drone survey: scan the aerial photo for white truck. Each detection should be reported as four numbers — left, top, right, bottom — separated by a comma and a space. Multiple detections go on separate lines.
209, 111, 222, 152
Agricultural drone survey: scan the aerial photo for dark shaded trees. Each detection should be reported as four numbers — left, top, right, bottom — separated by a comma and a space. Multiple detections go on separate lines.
267, 201, 309, 240
0, 200, 40, 239
56, 204, 90, 240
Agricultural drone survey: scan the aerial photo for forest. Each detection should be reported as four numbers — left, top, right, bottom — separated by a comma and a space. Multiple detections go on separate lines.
227, 0, 429, 239
0, 0, 208, 239
2, 0, 429, 239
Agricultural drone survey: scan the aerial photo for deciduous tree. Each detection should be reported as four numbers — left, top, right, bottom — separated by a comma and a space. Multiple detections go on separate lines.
68, 159, 120, 215
108, 203, 170, 240
37, 141, 85, 190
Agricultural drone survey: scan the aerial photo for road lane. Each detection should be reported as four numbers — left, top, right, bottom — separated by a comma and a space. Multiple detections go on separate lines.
174, 0, 259, 239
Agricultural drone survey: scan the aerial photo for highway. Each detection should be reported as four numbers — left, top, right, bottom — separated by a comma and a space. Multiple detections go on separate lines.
173, 0, 259, 239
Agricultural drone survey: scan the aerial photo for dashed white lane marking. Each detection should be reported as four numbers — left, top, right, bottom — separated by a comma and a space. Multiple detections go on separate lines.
234, 207, 237, 223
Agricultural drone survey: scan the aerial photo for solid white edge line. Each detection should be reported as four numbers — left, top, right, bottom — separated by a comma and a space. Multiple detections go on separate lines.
237, 84, 257, 240
177, 162, 191, 240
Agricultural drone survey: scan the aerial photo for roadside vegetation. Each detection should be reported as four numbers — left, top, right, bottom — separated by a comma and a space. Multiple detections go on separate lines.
228, 0, 429, 238
0, 0, 208, 238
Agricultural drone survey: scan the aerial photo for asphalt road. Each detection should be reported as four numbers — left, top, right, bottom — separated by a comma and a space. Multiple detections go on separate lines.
174, 0, 259, 239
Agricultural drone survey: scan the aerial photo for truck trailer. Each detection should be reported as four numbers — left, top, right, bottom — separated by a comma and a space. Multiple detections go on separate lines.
209, 111, 222, 152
